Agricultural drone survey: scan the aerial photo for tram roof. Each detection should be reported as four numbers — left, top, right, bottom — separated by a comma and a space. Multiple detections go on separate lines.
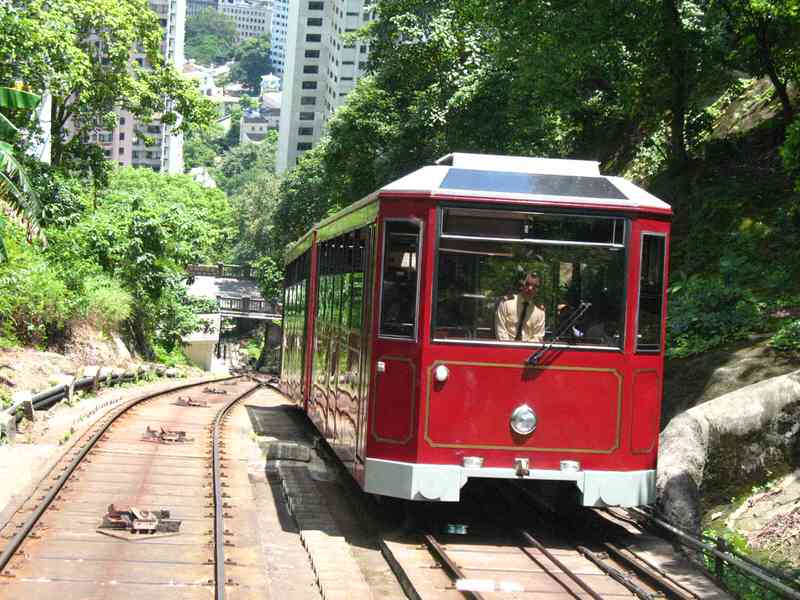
380, 153, 672, 214
285, 153, 671, 264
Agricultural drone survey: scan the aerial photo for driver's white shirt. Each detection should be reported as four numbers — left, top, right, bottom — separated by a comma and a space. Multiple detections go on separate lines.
495, 295, 545, 342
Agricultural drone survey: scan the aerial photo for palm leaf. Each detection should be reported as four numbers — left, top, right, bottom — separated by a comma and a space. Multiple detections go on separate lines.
0, 140, 43, 244
0, 87, 41, 110
0, 88, 41, 137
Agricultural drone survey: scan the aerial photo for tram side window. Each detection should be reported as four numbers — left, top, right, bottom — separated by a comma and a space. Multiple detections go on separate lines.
636, 234, 666, 352
379, 221, 420, 338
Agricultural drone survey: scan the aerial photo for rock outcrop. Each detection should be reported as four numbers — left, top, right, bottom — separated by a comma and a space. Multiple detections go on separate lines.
657, 370, 800, 534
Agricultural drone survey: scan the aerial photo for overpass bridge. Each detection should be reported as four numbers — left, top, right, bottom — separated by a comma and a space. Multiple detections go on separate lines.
185, 264, 282, 321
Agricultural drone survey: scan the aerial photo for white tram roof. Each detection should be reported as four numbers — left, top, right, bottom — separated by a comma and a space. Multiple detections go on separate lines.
380, 152, 672, 214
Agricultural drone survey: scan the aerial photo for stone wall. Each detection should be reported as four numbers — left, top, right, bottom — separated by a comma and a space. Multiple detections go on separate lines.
657, 370, 800, 534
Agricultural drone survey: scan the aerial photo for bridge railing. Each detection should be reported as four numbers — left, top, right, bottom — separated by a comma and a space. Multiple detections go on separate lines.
187, 263, 256, 280
217, 295, 281, 315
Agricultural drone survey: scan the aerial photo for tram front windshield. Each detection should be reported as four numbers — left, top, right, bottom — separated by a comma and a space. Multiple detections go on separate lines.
434, 208, 626, 348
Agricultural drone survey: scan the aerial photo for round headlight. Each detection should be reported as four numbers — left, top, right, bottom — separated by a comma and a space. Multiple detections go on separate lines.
510, 404, 537, 436
434, 365, 450, 382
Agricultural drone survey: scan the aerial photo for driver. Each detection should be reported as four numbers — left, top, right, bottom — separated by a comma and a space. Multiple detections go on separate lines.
495, 272, 545, 342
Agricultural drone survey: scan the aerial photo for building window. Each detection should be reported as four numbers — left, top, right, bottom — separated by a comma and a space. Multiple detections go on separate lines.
342, 60, 354, 65
301, 81, 318, 89
341, 76, 353, 81
118, 147, 124, 155
307, 17, 322, 26
305, 49, 320, 58
305, 33, 321, 42
297, 142, 312, 151
119, 117, 126, 125
119, 132, 125, 140
299, 112, 314, 121
300, 96, 316, 105
298, 127, 313, 136
308, 1, 323, 8
303, 65, 319, 74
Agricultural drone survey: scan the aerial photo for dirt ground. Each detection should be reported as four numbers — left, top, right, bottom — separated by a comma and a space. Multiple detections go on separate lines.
1, 324, 205, 406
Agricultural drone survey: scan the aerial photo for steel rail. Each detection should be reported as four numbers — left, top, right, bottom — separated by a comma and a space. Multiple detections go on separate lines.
211, 381, 261, 600
421, 533, 487, 600
0, 375, 240, 574
630, 507, 800, 600
604, 542, 699, 600
518, 529, 604, 600
577, 545, 656, 600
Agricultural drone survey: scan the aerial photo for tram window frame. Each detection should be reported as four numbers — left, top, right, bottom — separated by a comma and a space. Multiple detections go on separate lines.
635, 232, 667, 353
378, 219, 422, 341
431, 205, 629, 350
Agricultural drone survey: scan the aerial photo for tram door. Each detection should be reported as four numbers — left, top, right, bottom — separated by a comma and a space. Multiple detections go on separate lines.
369, 219, 423, 450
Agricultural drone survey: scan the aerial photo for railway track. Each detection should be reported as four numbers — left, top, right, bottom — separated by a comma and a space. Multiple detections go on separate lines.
0, 376, 268, 599
381, 480, 727, 599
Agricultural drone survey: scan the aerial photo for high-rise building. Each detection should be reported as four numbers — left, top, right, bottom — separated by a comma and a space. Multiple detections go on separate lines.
270, 0, 289, 80
276, 0, 372, 173
69, 0, 187, 173
218, 0, 272, 43
186, 0, 216, 18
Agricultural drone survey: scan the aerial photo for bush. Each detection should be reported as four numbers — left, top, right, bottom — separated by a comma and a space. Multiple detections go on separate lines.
153, 343, 190, 367
769, 319, 800, 354
667, 274, 764, 358
0, 234, 74, 345
82, 275, 133, 331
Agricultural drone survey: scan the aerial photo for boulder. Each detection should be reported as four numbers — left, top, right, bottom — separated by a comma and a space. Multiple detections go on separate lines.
657, 370, 800, 535
155, 365, 167, 376
164, 367, 180, 378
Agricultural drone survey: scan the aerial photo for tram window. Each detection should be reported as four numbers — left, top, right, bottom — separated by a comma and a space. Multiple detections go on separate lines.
636, 234, 666, 352
379, 221, 420, 339
434, 209, 625, 348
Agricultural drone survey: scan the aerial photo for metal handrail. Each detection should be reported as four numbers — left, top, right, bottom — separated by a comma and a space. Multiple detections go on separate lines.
2, 367, 149, 424
630, 507, 800, 599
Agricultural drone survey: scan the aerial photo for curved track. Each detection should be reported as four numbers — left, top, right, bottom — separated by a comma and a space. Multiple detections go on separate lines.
0, 376, 265, 599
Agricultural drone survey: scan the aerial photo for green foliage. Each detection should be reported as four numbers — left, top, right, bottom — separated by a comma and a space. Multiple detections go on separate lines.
666, 274, 764, 358
185, 8, 237, 65
230, 34, 273, 92
781, 116, 800, 190
153, 343, 189, 367
0, 231, 73, 346
82, 274, 133, 331
184, 123, 231, 170
253, 255, 283, 301
769, 319, 800, 353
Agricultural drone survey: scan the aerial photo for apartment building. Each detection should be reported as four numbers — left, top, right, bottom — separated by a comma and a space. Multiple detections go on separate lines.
270, 0, 290, 79
186, 0, 216, 17
69, 0, 187, 173
276, 0, 372, 172
218, 0, 272, 43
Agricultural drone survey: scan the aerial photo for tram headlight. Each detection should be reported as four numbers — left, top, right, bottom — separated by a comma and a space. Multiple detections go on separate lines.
510, 404, 537, 436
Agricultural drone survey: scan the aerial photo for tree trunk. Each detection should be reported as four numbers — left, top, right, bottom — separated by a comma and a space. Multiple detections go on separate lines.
127, 309, 154, 361
754, 18, 794, 123
664, 0, 689, 173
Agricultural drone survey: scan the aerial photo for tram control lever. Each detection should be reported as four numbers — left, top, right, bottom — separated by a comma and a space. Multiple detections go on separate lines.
526, 302, 592, 366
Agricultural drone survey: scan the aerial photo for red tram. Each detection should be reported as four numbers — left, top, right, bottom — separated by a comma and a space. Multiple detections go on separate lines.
280, 153, 671, 507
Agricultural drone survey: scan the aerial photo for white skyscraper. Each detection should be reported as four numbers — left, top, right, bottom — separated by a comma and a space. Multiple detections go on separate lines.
276, 0, 371, 173
270, 0, 290, 80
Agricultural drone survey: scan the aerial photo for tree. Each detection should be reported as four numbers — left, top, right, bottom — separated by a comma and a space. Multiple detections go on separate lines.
53, 167, 235, 355
185, 8, 238, 65
0, 0, 216, 170
230, 34, 273, 92
0, 85, 44, 258
712, 0, 800, 123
